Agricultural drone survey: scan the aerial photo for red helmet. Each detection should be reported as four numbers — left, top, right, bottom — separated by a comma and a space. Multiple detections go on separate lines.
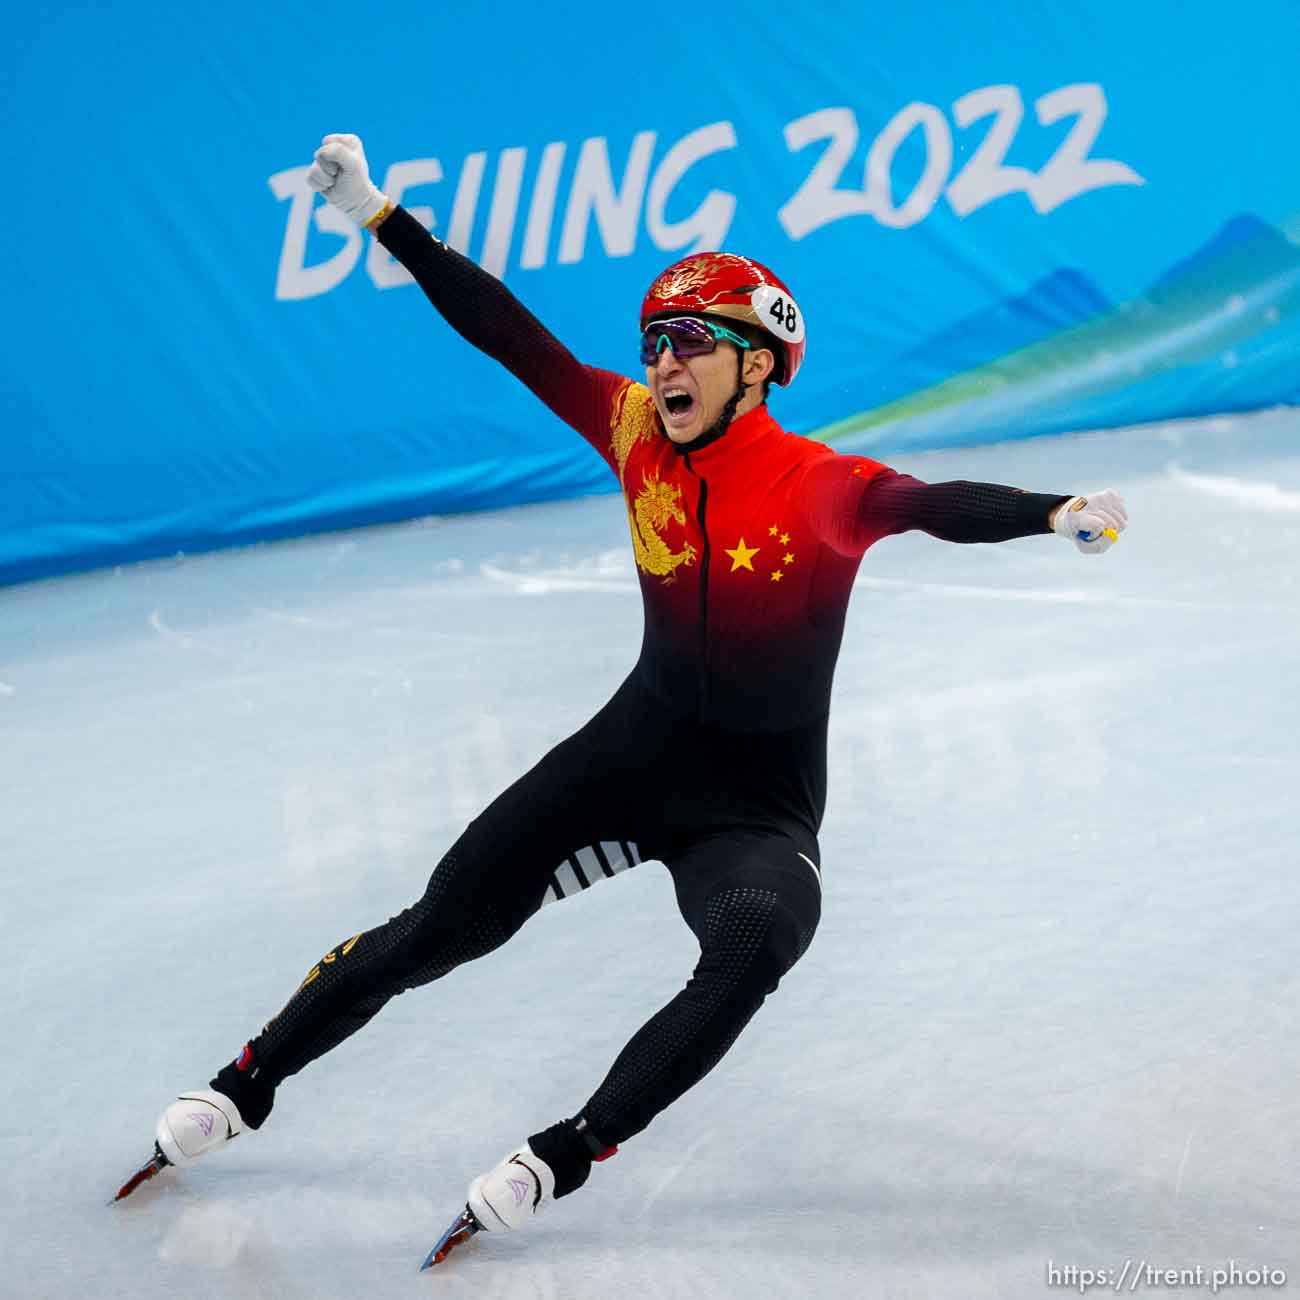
640, 252, 807, 386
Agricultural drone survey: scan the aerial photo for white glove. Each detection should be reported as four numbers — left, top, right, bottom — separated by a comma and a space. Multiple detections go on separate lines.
1052, 488, 1128, 555
305, 133, 389, 226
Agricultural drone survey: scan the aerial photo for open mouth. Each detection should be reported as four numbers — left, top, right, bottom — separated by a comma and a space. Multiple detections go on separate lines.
662, 387, 695, 418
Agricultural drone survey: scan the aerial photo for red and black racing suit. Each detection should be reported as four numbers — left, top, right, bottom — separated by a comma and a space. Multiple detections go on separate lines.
213, 207, 1067, 1196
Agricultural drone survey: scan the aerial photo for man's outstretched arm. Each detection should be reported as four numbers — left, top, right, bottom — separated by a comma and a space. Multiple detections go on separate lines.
307, 133, 622, 447
800, 456, 1128, 555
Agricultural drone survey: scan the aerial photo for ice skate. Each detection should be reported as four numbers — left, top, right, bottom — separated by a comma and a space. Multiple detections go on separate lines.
419, 1142, 556, 1269
113, 1089, 244, 1202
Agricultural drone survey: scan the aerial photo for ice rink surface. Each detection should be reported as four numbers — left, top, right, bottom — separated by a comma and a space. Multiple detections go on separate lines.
4, 408, 1299, 1299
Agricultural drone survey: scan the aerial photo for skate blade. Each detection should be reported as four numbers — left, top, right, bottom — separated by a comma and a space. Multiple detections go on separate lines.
419, 1207, 481, 1270
112, 1145, 170, 1204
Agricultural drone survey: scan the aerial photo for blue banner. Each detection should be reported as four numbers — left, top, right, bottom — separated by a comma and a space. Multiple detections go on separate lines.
4, 3, 1298, 583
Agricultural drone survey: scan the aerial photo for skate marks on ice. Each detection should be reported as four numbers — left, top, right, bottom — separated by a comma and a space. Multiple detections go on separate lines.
1166, 465, 1300, 512
392, 1119, 1290, 1300
851, 572, 1289, 614
147, 609, 237, 661
478, 547, 635, 595
114, 1180, 437, 1300
633, 1130, 713, 1223
107, 1183, 308, 1300
6, 407, 1300, 1300
154, 1202, 305, 1299
98, 1113, 1294, 1300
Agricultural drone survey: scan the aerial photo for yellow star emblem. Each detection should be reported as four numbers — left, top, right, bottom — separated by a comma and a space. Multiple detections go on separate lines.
770, 569, 784, 582
768, 524, 779, 537
779, 532, 790, 545
784, 553, 795, 565
724, 538, 760, 572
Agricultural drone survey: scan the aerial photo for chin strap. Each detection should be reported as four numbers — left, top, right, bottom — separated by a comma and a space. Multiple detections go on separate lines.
689, 353, 751, 452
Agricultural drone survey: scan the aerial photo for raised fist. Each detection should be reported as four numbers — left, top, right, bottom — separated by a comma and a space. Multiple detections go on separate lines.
306, 133, 388, 226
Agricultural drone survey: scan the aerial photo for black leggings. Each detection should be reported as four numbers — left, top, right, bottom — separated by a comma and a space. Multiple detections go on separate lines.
216, 674, 824, 1168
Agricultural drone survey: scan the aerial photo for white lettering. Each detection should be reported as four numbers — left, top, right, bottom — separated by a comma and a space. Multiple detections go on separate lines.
1031, 83, 1145, 214
481, 147, 528, 278
646, 121, 738, 255
864, 101, 952, 229
272, 84, 1148, 304
778, 107, 872, 241
269, 166, 362, 301
945, 85, 1036, 217
775, 82, 1145, 241
520, 142, 566, 270
447, 152, 487, 254
558, 132, 657, 265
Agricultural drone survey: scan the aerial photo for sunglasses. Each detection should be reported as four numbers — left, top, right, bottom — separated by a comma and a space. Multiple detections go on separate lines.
639, 317, 751, 366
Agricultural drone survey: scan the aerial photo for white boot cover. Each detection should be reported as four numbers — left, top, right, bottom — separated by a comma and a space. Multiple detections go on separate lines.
466, 1143, 557, 1232
156, 1089, 244, 1167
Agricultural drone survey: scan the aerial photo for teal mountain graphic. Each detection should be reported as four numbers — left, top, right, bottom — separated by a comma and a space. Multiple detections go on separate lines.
818, 213, 1300, 449
856, 269, 1113, 409
1148, 214, 1286, 293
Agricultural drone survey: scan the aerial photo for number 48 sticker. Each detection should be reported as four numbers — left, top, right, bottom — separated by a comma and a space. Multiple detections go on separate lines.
751, 284, 806, 343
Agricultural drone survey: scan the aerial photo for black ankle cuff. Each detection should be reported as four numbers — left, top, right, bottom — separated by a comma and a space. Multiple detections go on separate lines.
572, 1114, 617, 1160
526, 1115, 618, 1199
527, 1119, 592, 1198
211, 1048, 276, 1130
